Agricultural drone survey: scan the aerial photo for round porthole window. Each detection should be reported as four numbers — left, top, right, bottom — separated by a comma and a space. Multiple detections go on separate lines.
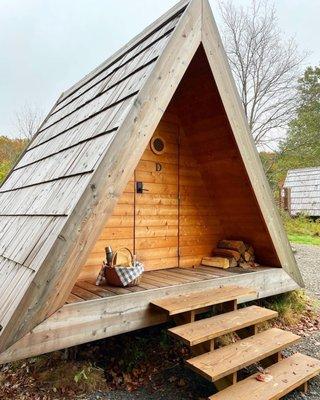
150, 136, 166, 155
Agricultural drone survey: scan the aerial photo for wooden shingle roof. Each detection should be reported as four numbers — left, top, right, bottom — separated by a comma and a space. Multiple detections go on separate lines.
284, 167, 320, 216
0, 0, 189, 352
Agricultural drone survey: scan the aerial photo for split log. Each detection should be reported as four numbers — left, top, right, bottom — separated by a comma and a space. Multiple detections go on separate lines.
218, 240, 246, 256
244, 251, 255, 262
201, 256, 237, 269
213, 248, 241, 261
245, 245, 254, 256
239, 261, 255, 269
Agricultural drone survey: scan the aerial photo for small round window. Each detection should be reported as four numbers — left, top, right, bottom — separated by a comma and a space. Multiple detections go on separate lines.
150, 136, 165, 155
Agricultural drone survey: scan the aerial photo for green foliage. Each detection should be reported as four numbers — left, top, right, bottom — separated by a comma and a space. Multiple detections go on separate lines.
260, 66, 320, 198
287, 233, 320, 246
0, 136, 28, 184
279, 66, 320, 168
281, 211, 320, 245
263, 290, 312, 326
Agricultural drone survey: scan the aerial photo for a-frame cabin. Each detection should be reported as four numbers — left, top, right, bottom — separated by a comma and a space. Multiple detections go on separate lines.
0, 0, 304, 369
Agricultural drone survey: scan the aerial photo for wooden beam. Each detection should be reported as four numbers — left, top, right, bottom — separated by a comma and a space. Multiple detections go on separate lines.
0, 268, 297, 365
201, 0, 303, 287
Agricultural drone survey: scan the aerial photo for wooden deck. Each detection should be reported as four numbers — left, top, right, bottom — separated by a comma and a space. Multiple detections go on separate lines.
0, 266, 298, 365
67, 266, 262, 304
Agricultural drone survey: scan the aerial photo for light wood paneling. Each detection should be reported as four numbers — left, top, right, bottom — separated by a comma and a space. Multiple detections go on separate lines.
135, 119, 179, 269
81, 111, 225, 277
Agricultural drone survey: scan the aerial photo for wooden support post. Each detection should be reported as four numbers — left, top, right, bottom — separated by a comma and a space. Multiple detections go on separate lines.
217, 299, 237, 315
260, 351, 282, 369
302, 381, 308, 394
277, 351, 282, 362
173, 309, 196, 326
189, 310, 196, 323
237, 323, 258, 340
215, 372, 236, 391
232, 372, 237, 385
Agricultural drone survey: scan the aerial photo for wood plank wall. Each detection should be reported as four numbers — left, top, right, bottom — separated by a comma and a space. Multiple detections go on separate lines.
80, 45, 281, 281
80, 114, 224, 279
179, 126, 224, 267
170, 45, 281, 267
134, 118, 179, 270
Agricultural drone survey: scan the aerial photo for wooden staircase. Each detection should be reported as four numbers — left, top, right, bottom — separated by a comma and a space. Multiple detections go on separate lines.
151, 285, 320, 399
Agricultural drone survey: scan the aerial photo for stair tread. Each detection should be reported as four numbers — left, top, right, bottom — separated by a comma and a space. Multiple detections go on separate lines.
187, 328, 300, 381
209, 353, 320, 400
151, 286, 256, 315
168, 306, 278, 346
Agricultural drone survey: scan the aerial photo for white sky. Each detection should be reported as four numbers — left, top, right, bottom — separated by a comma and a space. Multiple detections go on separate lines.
0, 0, 319, 138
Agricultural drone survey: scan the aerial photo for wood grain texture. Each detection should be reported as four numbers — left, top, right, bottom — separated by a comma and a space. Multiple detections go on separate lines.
0, 0, 302, 357
168, 305, 277, 346
209, 353, 320, 400
0, 0, 200, 353
0, 267, 298, 365
151, 285, 256, 315
201, 0, 303, 286
187, 328, 300, 381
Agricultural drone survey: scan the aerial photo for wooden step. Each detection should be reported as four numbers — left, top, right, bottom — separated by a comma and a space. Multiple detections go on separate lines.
151, 286, 256, 315
209, 353, 320, 399
168, 306, 278, 346
186, 328, 300, 382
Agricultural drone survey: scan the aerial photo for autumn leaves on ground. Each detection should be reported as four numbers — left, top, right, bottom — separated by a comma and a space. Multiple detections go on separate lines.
0, 290, 318, 400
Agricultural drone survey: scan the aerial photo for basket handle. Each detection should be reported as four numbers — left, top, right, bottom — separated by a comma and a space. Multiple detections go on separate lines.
110, 247, 134, 268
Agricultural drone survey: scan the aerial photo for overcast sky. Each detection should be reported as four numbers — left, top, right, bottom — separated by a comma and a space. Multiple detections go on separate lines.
0, 0, 319, 138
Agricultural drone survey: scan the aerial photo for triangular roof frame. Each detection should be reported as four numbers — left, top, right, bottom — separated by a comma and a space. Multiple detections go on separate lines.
0, 0, 303, 353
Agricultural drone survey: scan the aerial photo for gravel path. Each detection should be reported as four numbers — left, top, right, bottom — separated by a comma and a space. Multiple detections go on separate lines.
293, 244, 320, 299
83, 244, 320, 400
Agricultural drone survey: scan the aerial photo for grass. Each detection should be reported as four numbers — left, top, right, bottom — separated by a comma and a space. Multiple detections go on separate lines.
287, 233, 320, 246
262, 290, 314, 326
281, 212, 320, 246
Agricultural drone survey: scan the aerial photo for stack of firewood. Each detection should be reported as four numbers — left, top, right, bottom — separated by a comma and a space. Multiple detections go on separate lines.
201, 240, 258, 270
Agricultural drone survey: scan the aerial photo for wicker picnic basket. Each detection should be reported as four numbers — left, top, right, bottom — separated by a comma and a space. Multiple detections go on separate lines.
105, 247, 143, 287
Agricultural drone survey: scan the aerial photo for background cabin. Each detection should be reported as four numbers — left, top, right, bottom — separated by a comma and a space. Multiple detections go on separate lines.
282, 167, 320, 217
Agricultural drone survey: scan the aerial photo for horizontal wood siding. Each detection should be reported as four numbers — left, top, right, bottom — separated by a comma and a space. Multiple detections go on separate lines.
179, 127, 224, 267
170, 46, 280, 267
135, 119, 179, 270
81, 110, 225, 277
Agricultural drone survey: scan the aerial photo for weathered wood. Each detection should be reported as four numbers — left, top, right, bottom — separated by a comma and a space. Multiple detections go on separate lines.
0, 0, 202, 353
187, 328, 300, 382
209, 353, 320, 400
0, 268, 298, 364
202, 256, 237, 269
151, 285, 256, 315
218, 240, 246, 256
0, 0, 303, 357
168, 305, 277, 346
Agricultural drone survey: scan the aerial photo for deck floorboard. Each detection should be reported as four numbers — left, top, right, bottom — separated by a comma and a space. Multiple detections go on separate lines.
68, 266, 257, 304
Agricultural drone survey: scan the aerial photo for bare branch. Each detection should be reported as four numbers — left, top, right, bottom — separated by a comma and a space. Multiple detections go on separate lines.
14, 103, 43, 141
218, 0, 307, 148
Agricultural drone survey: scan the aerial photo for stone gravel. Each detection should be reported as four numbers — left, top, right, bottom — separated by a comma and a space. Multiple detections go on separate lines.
293, 244, 320, 299
83, 244, 320, 400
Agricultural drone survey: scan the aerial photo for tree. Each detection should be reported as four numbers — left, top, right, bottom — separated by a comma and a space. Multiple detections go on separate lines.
261, 65, 320, 192
0, 136, 28, 184
279, 66, 320, 167
218, 0, 305, 148
15, 103, 43, 141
